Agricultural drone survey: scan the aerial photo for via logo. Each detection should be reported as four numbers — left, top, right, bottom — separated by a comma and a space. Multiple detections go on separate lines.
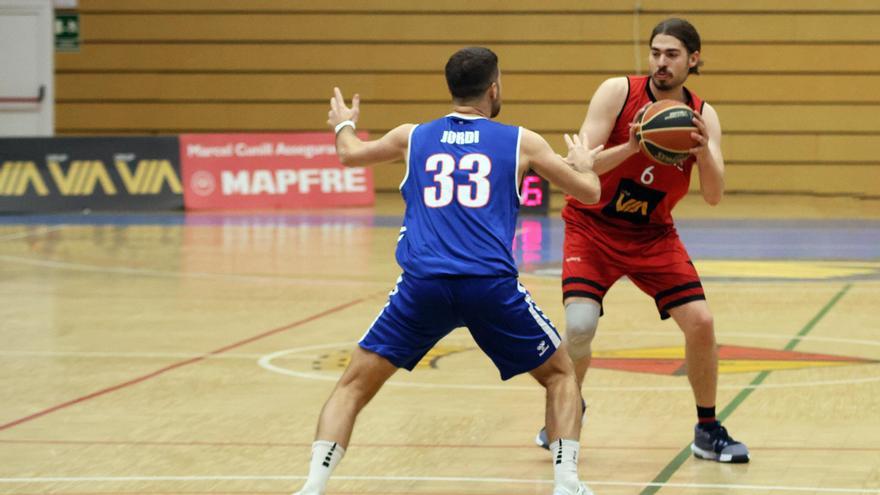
537, 340, 549, 357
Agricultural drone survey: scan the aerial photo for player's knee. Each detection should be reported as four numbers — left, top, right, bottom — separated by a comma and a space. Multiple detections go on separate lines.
564, 302, 600, 361
682, 311, 715, 346
531, 350, 574, 389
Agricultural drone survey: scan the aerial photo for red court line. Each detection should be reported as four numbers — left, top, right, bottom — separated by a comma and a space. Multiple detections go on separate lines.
0, 493, 499, 495
4, 438, 880, 452
0, 297, 369, 433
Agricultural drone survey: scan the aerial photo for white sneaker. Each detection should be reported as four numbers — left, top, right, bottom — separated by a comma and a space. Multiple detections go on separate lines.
553, 482, 594, 495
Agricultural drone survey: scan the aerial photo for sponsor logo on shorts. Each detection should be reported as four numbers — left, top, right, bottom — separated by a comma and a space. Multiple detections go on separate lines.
537, 340, 550, 357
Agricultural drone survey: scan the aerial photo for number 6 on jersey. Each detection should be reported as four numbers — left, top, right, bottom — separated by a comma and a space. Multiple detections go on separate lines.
424, 153, 492, 208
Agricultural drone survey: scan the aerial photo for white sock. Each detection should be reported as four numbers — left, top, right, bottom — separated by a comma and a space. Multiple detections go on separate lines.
295, 440, 346, 495
551, 438, 580, 493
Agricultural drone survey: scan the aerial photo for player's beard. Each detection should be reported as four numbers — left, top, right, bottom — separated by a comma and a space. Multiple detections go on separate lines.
490, 98, 501, 118
651, 68, 684, 91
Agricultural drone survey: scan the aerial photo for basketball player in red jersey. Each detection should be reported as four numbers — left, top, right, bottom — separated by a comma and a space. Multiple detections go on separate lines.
534, 18, 749, 463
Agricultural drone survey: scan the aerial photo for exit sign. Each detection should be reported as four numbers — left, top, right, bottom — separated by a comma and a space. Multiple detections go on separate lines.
55, 13, 79, 52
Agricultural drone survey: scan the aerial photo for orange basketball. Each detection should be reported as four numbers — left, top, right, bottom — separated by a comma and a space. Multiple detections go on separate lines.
636, 99, 698, 165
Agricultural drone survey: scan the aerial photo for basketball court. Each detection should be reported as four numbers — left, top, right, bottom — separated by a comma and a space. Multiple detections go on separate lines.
1, 193, 878, 495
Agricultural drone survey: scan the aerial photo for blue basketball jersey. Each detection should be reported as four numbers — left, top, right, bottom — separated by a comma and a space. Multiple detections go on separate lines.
397, 113, 522, 278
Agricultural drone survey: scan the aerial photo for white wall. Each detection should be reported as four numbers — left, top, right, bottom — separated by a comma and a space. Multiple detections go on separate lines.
0, 0, 54, 136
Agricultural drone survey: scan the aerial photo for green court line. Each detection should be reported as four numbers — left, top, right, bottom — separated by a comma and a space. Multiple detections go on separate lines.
638, 283, 853, 495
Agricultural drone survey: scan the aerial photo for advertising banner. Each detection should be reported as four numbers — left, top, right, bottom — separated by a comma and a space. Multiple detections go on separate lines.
0, 136, 183, 213
180, 133, 374, 210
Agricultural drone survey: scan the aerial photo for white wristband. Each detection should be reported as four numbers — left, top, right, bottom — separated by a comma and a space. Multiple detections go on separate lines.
334, 120, 356, 134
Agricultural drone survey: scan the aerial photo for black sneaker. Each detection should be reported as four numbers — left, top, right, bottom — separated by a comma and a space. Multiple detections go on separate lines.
535, 399, 587, 450
691, 422, 750, 463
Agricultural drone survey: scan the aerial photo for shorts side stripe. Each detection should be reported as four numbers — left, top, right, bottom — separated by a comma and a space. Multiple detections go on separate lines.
359, 275, 403, 342
563, 290, 603, 304
528, 304, 561, 348
562, 277, 607, 292
660, 294, 707, 314
654, 281, 703, 302
519, 282, 561, 348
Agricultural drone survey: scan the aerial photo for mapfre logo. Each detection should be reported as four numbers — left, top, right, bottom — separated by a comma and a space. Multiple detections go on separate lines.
0, 158, 183, 196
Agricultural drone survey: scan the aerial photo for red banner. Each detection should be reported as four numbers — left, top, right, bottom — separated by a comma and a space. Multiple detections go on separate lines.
180, 133, 373, 210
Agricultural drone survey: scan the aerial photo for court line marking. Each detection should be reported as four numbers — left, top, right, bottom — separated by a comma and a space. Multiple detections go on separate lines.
0, 254, 388, 288
641, 283, 854, 495
5, 437, 880, 452
0, 225, 64, 242
0, 297, 370, 433
258, 328, 880, 392
0, 350, 315, 361
4, 329, 879, 364
0, 475, 878, 493
4, 330, 876, 365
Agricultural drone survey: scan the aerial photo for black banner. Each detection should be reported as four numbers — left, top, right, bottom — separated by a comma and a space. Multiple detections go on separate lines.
0, 137, 183, 213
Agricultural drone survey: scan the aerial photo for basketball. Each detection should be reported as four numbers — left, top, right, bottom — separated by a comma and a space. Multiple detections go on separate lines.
636, 99, 698, 165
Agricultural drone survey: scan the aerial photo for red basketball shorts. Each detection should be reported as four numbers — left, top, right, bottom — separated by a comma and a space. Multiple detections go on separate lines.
561, 207, 706, 320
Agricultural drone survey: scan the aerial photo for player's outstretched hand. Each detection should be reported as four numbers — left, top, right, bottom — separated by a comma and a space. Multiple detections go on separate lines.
327, 87, 360, 130
564, 133, 603, 172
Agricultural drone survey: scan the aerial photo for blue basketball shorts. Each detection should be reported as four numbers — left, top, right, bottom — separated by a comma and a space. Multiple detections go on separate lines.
359, 274, 561, 380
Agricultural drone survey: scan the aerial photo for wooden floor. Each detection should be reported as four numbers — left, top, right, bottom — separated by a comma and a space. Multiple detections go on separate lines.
1, 193, 879, 495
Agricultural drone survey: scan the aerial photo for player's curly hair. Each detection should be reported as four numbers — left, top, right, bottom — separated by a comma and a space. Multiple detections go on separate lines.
445, 47, 499, 100
650, 18, 704, 74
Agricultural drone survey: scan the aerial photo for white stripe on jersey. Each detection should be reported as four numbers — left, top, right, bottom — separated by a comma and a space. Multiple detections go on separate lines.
514, 126, 523, 204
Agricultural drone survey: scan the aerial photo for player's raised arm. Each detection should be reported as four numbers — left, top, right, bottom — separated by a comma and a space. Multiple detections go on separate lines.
579, 77, 640, 176
327, 87, 414, 167
520, 128, 602, 205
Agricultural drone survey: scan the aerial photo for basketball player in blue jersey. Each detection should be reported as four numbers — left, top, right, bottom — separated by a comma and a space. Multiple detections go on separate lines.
291, 47, 603, 495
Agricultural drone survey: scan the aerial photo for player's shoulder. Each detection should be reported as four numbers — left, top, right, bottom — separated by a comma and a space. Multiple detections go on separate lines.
591, 76, 632, 107
517, 127, 546, 149
388, 123, 418, 144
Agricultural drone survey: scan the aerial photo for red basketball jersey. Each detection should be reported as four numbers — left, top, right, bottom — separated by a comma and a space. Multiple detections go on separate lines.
567, 75, 705, 238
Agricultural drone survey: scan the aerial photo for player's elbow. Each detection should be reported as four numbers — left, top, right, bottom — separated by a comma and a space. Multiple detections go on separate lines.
336, 149, 359, 167
703, 190, 723, 206
573, 186, 601, 205
584, 189, 601, 205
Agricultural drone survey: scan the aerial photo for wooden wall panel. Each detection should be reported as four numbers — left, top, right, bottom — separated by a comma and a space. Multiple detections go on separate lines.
79, 13, 880, 43
57, 44, 880, 73
78, 0, 880, 13
55, 102, 880, 134
54, 0, 880, 196
56, 73, 880, 104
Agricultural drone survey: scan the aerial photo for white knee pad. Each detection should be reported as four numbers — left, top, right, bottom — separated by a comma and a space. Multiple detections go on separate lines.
564, 301, 601, 361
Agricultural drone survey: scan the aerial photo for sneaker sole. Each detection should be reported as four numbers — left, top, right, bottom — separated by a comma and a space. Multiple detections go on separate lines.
535, 430, 549, 450
690, 442, 750, 463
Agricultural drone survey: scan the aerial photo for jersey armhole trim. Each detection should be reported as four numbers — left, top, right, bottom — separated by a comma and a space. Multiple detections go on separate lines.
399, 124, 418, 191
514, 126, 524, 204
614, 77, 632, 124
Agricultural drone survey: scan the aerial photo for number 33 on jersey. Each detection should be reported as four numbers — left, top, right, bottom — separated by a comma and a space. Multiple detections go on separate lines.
397, 113, 524, 278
